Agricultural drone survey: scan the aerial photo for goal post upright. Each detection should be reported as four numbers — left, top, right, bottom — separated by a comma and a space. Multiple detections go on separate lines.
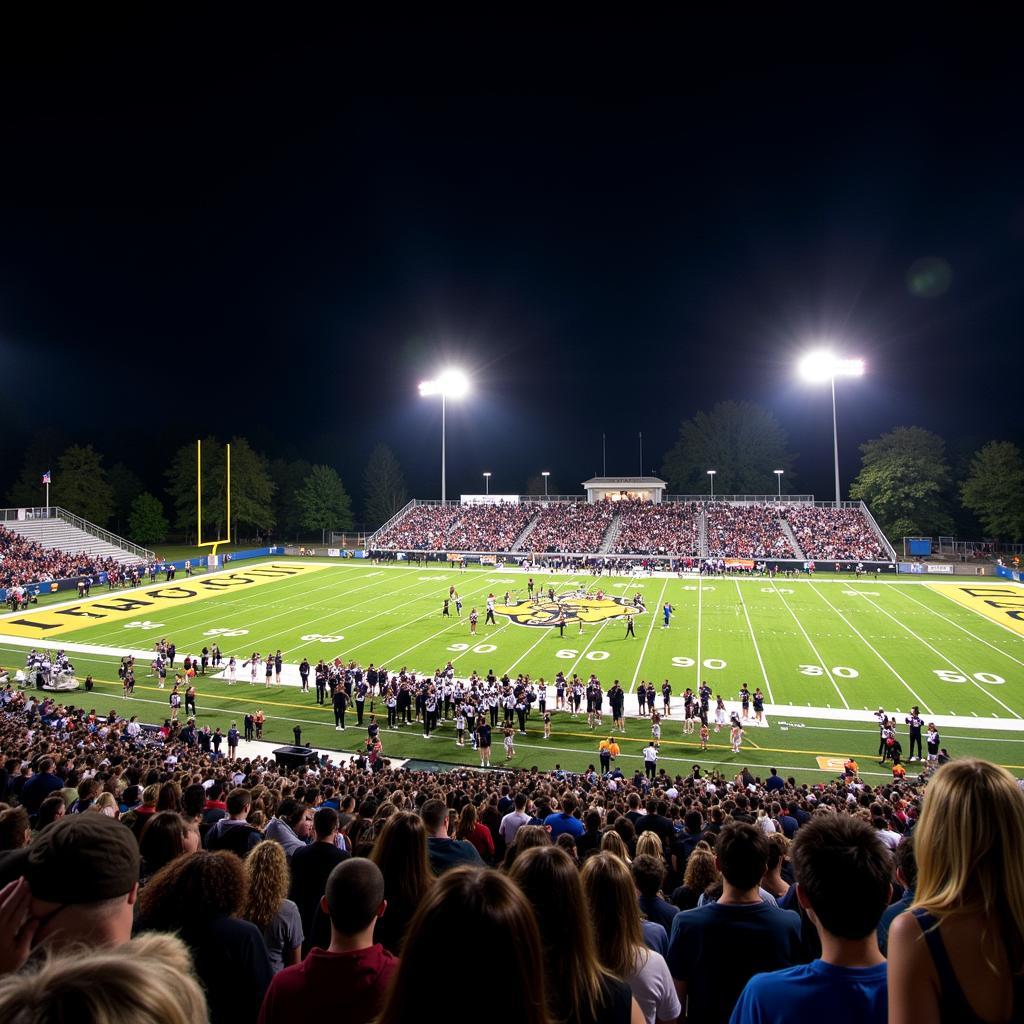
197, 439, 231, 559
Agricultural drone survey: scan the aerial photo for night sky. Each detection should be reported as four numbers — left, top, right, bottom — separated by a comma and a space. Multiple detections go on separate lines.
1, 30, 1021, 508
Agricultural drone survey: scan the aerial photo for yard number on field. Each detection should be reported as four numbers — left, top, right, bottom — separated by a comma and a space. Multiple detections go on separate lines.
934, 669, 1004, 685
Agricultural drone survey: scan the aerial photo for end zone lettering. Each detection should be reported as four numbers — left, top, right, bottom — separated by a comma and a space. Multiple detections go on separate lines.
930, 583, 1024, 637
0, 562, 324, 639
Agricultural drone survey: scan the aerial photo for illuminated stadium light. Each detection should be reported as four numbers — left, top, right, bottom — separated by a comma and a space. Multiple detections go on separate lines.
419, 368, 470, 502
707, 469, 716, 498
541, 470, 550, 497
483, 471, 492, 494
798, 349, 865, 506
774, 469, 784, 497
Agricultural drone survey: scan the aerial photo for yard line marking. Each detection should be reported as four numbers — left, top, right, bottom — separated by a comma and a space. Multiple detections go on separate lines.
629, 578, 668, 693
850, 592, 1022, 719
735, 579, 774, 704
696, 576, 703, 686
809, 584, 932, 714
450, 620, 514, 664
504, 626, 556, 676
770, 580, 849, 709
564, 619, 613, 681
897, 587, 1024, 669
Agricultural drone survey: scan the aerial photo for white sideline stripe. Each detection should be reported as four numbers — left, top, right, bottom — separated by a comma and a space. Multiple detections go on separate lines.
630, 578, 668, 693
808, 583, 932, 714
770, 580, 849, 709
905, 586, 1024, 663
0, 634, 156, 660
695, 576, 703, 686
850, 592, 1022, 720
735, 579, 774, 704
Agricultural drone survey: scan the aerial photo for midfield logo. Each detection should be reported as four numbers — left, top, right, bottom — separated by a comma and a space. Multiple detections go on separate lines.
494, 594, 645, 628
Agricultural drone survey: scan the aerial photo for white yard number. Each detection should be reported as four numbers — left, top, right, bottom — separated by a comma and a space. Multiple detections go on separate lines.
670, 656, 726, 669
448, 642, 497, 654
763, 587, 794, 594
703, 658, 727, 670
672, 656, 695, 668
933, 669, 1004, 685
300, 633, 344, 643
204, 627, 249, 637
800, 664, 859, 678
124, 621, 164, 631
556, 649, 577, 659
587, 651, 609, 661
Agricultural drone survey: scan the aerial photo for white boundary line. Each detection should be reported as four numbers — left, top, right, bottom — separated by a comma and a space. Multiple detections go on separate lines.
630, 578, 668, 693
849, 591, 1022, 719
808, 582, 932, 714
695, 576, 703, 686
735, 579, 775, 704
770, 580, 849, 709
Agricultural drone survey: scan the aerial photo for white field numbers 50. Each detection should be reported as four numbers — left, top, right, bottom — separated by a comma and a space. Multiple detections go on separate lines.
934, 669, 1005, 685
799, 665, 859, 678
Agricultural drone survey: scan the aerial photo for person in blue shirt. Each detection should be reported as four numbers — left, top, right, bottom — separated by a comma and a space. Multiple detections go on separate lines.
662, 602, 674, 628
544, 794, 585, 840
764, 767, 785, 793
730, 814, 891, 1024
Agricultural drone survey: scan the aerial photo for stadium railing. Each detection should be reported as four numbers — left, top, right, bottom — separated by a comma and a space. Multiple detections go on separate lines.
0, 506, 155, 562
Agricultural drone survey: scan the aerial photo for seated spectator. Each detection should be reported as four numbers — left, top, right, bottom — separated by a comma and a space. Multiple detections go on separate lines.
510, 844, 641, 1024
379, 866, 549, 1024
583, 852, 681, 1024
290, 806, 349, 954
371, 811, 432, 955
241, 840, 304, 973
259, 858, 396, 1024
667, 822, 802, 1023
421, 798, 482, 873
0, 932, 207, 1024
633, 854, 678, 935
730, 814, 891, 1023
136, 850, 272, 1024
887, 759, 1024, 1024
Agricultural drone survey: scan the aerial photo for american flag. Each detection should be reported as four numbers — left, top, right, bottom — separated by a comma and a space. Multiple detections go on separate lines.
42, 471, 51, 484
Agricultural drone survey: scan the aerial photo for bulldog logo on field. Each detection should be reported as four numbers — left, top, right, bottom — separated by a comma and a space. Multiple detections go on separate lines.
494, 593, 645, 627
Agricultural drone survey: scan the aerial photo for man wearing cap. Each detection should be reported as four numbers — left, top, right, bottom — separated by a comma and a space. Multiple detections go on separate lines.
0, 814, 139, 972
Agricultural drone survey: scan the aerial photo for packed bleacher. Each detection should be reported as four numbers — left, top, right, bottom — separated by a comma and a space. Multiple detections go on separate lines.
527, 500, 616, 554
0, 524, 122, 590
705, 502, 794, 559
371, 504, 462, 551
444, 502, 536, 551
0, 679, 1019, 1024
780, 504, 888, 561
612, 500, 701, 556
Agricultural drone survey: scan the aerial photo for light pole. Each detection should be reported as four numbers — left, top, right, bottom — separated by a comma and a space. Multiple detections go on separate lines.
419, 369, 469, 504
541, 471, 550, 497
707, 469, 716, 499
798, 351, 865, 507
483, 472, 491, 495
774, 469, 784, 497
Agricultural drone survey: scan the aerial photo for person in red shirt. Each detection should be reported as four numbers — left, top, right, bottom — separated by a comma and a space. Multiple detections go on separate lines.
258, 859, 396, 1024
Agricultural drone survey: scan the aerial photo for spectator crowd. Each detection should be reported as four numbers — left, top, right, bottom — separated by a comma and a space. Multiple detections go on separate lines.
0, 524, 123, 591
613, 500, 701, 556
705, 503, 794, 559
781, 505, 888, 561
0, 679, 1020, 1024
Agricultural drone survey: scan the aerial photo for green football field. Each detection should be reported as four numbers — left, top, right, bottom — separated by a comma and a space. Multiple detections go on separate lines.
2, 559, 1023, 782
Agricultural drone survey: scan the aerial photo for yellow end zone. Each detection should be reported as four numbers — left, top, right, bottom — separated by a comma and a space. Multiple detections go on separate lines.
929, 582, 1024, 638
0, 562, 327, 639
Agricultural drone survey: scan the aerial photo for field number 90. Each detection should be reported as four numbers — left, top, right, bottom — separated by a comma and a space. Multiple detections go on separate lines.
934, 669, 1004, 685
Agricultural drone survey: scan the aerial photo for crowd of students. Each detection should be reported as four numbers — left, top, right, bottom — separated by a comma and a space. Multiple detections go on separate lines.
0, 524, 123, 590
0, 677, 1021, 1024
370, 500, 890, 562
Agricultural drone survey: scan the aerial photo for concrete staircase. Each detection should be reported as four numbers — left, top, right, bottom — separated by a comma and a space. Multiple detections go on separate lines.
511, 510, 542, 552
599, 513, 623, 554
778, 516, 805, 559
698, 508, 708, 558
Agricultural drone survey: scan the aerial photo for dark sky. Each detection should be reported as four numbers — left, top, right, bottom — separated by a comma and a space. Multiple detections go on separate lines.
1, 28, 1021, 507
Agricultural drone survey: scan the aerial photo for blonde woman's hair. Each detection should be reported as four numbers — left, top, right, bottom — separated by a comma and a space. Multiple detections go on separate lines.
581, 852, 649, 979
683, 845, 719, 893
635, 830, 664, 860
600, 829, 631, 862
913, 758, 1024, 973
240, 840, 290, 932
0, 932, 206, 1024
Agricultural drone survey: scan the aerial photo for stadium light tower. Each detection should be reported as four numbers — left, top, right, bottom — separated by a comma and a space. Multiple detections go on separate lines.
483, 471, 491, 495
419, 369, 469, 503
798, 350, 865, 507
707, 469, 716, 498
541, 471, 550, 497
774, 469, 784, 497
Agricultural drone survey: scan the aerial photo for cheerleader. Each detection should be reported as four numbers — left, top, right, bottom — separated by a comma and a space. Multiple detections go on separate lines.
700, 721, 710, 750
504, 725, 516, 761
227, 656, 237, 684
543, 711, 552, 739
651, 712, 662, 743
455, 708, 466, 746
730, 714, 744, 753
714, 696, 727, 733
249, 653, 260, 685
264, 653, 274, 688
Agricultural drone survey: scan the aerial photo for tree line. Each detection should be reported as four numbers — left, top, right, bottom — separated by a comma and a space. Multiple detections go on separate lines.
4, 440, 408, 547
659, 402, 1024, 544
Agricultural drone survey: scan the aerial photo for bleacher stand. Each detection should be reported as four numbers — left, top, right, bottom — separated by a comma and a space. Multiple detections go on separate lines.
612, 500, 701, 555
705, 503, 794, 559
780, 505, 887, 560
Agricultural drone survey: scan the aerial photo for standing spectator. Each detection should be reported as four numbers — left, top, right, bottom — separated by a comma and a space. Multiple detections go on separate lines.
290, 807, 349, 954
729, 815, 891, 1023
456, 803, 495, 864
887, 759, 1024, 1024
205, 788, 263, 858
421, 798, 482, 873
241, 841, 304, 973
259, 859, 396, 1024
265, 799, 312, 860
377, 866, 551, 1024
510, 845, 641, 1024
632, 855, 678, 935
582, 852, 681, 1024
370, 811, 432, 955
667, 822, 802, 1023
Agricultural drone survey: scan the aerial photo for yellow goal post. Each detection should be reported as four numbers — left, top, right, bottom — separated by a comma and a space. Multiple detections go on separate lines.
196, 439, 231, 562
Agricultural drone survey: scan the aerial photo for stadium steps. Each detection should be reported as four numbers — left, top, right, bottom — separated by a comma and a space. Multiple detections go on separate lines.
778, 517, 805, 559
698, 509, 707, 558
4, 515, 147, 566
598, 513, 623, 554
858, 502, 897, 560
511, 511, 542, 552
366, 499, 417, 548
